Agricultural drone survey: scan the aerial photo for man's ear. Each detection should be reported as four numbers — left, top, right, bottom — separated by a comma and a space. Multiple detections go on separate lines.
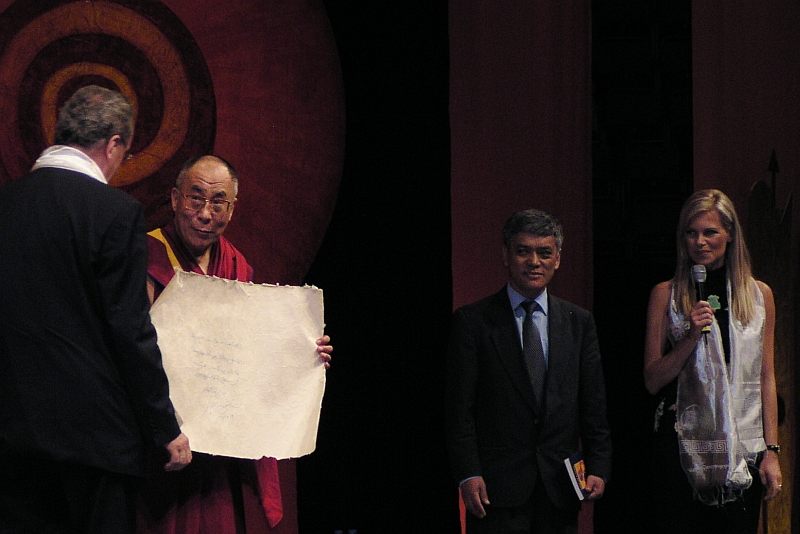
105, 134, 122, 159
170, 187, 180, 212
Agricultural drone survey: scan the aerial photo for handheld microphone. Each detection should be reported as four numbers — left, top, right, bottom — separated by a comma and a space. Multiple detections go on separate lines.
691, 264, 711, 334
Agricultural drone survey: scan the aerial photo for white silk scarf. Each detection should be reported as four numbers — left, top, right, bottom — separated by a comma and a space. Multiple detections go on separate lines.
668, 280, 765, 505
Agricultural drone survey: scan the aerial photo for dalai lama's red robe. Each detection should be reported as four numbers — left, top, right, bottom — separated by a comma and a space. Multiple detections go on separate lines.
137, 222, 282, 534
146, 222, 254, 298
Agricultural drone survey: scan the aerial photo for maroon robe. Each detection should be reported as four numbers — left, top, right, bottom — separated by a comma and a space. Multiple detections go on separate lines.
137, 222, 282, 533
146, 222, 254, 299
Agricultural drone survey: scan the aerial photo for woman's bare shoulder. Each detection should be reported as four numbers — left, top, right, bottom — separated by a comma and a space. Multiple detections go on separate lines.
649, 280, 672, 300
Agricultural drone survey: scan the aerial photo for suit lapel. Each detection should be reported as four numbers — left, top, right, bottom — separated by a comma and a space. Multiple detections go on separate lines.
544, 295, 570, 408
486, 289, 537, 413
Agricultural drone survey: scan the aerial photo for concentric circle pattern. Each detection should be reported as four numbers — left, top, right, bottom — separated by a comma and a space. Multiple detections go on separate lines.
1, 0, 345, 286
0, 0, 214, 217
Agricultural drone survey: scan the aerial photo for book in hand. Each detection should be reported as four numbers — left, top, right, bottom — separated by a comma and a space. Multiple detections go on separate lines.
564, 454, 591, 501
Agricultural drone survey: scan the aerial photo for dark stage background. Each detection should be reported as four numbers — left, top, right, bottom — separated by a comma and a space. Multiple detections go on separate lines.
298, 2, 457, 533
591, 1, 693, 531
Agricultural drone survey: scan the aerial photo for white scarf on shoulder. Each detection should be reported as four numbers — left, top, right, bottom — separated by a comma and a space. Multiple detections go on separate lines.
31, 145, 107, 184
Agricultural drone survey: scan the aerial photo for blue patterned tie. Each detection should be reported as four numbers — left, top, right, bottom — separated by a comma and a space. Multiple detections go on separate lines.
521, 300, 546, 408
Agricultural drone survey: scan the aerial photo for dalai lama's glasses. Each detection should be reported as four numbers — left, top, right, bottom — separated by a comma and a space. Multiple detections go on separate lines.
180, 193, 235, 215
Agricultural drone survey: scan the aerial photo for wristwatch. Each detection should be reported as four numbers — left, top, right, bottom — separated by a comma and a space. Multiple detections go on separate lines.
766, 443, 781, 454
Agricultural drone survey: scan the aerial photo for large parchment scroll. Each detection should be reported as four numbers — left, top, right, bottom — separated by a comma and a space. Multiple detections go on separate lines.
149, 270, 326, 460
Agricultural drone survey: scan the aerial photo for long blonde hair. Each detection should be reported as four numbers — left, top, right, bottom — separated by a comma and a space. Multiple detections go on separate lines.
673, 189, 756, 325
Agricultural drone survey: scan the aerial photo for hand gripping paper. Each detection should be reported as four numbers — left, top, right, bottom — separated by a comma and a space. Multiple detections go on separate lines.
150, 271, 326, 459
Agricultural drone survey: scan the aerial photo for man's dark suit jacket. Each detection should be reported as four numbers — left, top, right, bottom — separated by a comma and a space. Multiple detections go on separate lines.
0, 166, 180, 476
446, 287, 612, 511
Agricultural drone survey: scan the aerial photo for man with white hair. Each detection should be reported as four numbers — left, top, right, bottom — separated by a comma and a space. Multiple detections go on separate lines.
0, 85, 191, 534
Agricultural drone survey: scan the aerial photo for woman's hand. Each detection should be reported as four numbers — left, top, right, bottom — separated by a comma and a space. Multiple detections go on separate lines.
760, 450, 782, 500
688, 300, 714, 340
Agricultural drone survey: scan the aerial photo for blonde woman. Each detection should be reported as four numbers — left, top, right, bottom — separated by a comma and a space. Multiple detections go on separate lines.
643, 189, 781, 533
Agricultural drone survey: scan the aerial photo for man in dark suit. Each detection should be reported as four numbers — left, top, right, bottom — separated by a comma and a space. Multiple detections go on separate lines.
0, 85, 192, 533
446, 209, 612, 533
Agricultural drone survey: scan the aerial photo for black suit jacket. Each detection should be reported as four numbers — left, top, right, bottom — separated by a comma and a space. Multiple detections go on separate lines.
446, 287, 612, 510
0, 167, 180, 476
